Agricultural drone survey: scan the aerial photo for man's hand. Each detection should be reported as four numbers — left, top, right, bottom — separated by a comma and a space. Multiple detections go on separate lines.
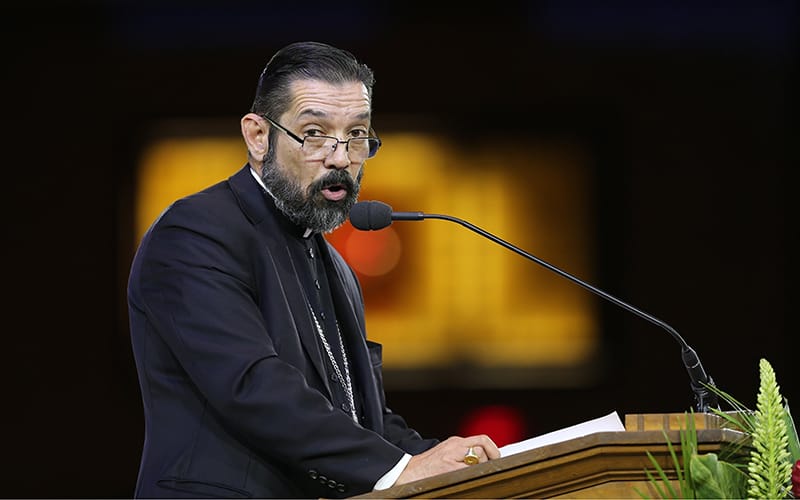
395, 435, 500, 485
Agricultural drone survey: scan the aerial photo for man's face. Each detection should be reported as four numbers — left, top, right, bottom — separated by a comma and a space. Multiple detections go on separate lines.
261, 79, 371, 233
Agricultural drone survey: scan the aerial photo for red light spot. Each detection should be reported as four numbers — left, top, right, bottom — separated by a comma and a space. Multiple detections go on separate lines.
458, 405, 526, 448
342, 225, 402, 277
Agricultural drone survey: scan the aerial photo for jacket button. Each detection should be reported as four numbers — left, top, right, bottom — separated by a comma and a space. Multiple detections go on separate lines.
308, 470, 318, 480
337, 483, 346, 493
318, 475, 328, 485
327, 479, 337, 489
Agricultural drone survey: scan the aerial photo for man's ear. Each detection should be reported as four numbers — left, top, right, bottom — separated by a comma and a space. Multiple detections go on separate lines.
241, 113, 269, 164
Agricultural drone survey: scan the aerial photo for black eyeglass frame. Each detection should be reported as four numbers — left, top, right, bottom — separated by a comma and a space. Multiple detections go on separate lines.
262, 115, 382, 160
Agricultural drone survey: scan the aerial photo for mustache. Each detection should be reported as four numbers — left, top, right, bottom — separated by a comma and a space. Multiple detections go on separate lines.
307, 170, 357, 196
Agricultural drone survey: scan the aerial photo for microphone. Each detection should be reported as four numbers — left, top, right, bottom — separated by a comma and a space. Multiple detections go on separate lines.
349, 200, 719, 413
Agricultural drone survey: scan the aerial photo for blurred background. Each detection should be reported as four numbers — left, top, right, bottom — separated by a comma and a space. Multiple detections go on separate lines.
4, 0, 797, 497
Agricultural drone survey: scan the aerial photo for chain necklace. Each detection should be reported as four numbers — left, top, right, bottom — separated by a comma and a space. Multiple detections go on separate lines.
308, 305, 358, 422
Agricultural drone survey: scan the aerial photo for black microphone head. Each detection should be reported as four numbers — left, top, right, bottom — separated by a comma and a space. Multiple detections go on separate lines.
349, 200, 393, 230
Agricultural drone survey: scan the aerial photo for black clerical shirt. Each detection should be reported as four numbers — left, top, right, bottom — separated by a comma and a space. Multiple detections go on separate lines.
257, 182, 364, 424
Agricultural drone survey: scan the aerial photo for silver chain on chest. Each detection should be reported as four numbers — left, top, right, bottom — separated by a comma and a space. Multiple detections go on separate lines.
308, 305, 358, 423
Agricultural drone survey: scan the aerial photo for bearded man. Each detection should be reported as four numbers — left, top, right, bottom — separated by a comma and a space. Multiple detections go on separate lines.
127, 41, 498, 499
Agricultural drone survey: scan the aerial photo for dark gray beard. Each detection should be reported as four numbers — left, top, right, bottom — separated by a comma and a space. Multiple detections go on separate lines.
261, 158, 363, 233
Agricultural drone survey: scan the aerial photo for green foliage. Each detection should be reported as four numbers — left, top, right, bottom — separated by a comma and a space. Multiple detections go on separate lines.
678, 413, 698, 497
638, 358, 797, 499
690, 452, 747, 498
746, 358, 792, 499
641, 449, 678, 499
636, 412, 701, 499
784, 402, 800, 463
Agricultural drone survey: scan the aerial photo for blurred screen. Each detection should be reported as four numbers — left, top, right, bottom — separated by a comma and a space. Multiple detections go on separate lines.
135, 121, 599, 389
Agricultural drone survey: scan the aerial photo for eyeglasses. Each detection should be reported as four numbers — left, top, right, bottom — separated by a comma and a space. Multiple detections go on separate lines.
263, 116, 381, 162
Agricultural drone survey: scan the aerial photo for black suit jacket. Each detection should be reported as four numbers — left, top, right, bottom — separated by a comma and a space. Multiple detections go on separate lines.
127, 164, 438, 498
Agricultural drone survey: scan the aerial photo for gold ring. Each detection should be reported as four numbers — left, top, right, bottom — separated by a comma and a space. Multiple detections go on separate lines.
464, 447, 479, 465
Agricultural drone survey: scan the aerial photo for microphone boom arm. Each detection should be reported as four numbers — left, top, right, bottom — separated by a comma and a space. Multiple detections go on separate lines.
422, 212, 718, 412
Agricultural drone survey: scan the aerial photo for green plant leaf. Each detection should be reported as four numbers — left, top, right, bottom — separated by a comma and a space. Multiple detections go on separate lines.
638, 358, 798, 498
783, 399, 800, 463
679, 410, 698, 496
747, 358, 793, 499
703, 382, 756, 435
691, 452, 747, 498
641, 449, 678, 499
640, 413, 701, 499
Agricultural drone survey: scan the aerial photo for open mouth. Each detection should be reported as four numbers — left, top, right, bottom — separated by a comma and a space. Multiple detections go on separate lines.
321, 183, 348, 201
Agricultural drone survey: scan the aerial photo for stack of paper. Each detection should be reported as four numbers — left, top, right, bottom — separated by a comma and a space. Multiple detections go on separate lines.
499, 410, 626, 458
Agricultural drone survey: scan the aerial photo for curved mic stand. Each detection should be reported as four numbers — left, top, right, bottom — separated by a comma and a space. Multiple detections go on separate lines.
421, 212, 719, 413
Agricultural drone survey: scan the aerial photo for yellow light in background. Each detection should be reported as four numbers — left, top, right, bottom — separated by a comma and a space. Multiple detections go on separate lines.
135, 129, 597, 389
135, 137, 246, 240
338, 135, 597, 380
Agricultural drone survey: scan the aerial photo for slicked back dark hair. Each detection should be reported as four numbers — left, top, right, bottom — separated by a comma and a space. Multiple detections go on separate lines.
250, 41, 375, 121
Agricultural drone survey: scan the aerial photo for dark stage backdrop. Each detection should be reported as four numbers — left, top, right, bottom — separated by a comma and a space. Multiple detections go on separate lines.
4, 1, 796, 497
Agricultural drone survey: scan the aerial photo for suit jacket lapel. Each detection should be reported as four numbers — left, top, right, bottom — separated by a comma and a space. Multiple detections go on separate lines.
228, 165, 331, 397
265, 235, 332, 396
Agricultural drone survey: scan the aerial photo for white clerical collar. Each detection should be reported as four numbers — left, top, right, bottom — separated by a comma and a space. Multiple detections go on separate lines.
250, 167, 314, 239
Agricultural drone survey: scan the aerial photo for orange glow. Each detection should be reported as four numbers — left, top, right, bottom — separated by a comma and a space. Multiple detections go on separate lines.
135, 135, 245, 240
343, 224, 403, 277
135, 129, 598, 388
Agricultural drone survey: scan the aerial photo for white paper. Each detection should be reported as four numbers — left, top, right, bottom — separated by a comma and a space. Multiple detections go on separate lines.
498, 410, 625, 457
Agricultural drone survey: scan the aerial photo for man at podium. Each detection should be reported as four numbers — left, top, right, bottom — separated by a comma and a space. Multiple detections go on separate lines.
126, 40, 500, 499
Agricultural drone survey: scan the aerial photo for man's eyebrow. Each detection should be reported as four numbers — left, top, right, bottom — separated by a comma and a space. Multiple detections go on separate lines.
297, 109, 371, 121
298, 109, 327, 119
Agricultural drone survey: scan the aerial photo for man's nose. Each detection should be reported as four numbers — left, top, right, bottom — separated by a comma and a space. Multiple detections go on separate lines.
324, 140, 351, 169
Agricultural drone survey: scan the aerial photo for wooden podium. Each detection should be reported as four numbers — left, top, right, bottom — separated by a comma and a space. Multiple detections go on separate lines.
350, 413, 750, 499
